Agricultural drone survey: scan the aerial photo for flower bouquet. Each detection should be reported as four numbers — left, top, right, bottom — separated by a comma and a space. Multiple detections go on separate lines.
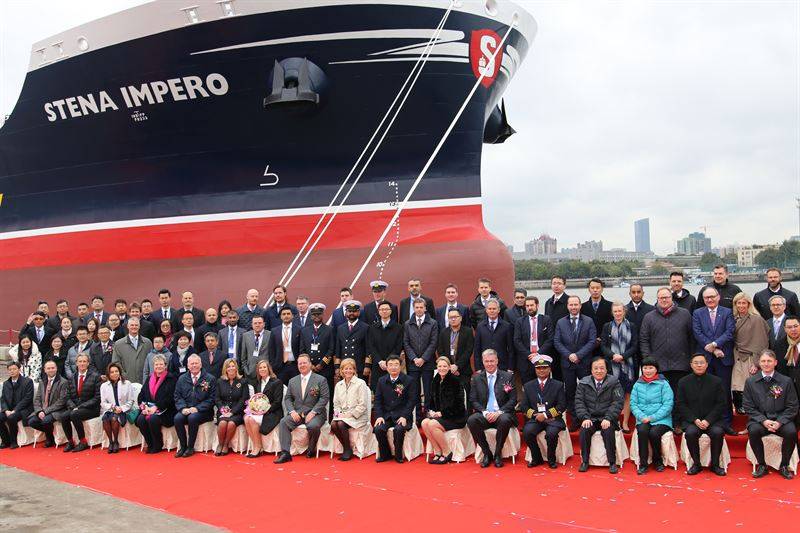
246, 393, 271, 415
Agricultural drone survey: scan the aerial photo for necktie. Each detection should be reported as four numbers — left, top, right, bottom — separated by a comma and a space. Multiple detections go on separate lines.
37, 328, 43, 342
774, 319, 781, 337
96, 313, 101, 321
44, 379, 52, 408
448, 306, 455, 314
228, 328, 235, 353
764, 375, 773, 384
487, 374, 497, 411
539, 380, 545, 391
130, 336, 137, 350
165, 309, 170, 320
490, 321, 496, 331
571, 316, 578, 334
417, 318, 423, 328
301, 315, 306, 327
595, 380, 602, 392
78, 374, 85, 396
301, 376, 308, 397
349, 322, 353, 333
254, 332, 261, 351
192, 375, 198, 386
283, 326, 291, 362
209, 351, 214, 365
592, 302, 599, 312
102, 343, 108, 352
530, 317, 538, 346
710, 309, 716, 327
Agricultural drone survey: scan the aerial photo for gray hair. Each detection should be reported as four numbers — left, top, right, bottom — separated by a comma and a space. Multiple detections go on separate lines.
484, 298, 500, 308
768, 294, 786, 305
151, 354, 168, 365
481, 348, 498, 360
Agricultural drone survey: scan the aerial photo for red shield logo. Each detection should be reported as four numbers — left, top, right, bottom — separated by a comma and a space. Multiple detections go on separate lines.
470, 29, 503, 88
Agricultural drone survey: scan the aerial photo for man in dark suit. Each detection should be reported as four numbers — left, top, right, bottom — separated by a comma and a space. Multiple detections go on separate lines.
238, 316, 270, 381
366, 302, 404, 391
513, 296, 554, 384
766, 295, 788, 350
88, 295, 109, 325
743, 349, 799, 479
171, 291, 205, 331
27, 361, 69, 447
554, 295, 597, 429
152, 289, 177, 329
404, 299, 439, 419
362, 281, 399, 325
106, 314, 128, 344
0, 362, 35, 449
172, 311, 203, 353
504, 289, 528, 323
473, 299, 514, 372
263, 285, 298, 330
129, 303, 155, 340
219, 309, 244, 361
625, 284, 655, 331
61, 353, 102, 452
198, 332, 226, 379
330, 287, 352, 331
692, 287, 736, 430
269, 307, 302, 384
467, 349, 517, 468
470, 278, 507, 328
236, 289, 264, 331
520, 355, 566, 468
334, 301, 371, 381
373, 355, 417, 463
399, 278, 436, 323
89, 326, 114, 380
696, 265, 741, 311
580, 278, 612, 357
753, 268, 800, 320
301, 304, 335, 416
436, 283, 470, 330
45, 299, 78, 333
173, 354, 216, 458
437, 307, 475, 394
19, 311, 52, 353
575, 357, 625, 473
544, 276, 570, 333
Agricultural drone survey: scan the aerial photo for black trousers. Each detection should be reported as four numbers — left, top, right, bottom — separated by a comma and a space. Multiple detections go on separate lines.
467, 412, 516, 457
136, 413, 168, 451
563, 365, 589, 417
684, 423, 725, 468
662, 371, 688, 397
408, 363, 434, 419
374, 417, 410, 460
748, 422, 798, 467
0, 411, 28, 446
579, 420, 617, 464
636, 422, 670, 466
174, 410, 213, 449
522, 420, 563, 463
27, 413, 57, 443
62, 408, 97, 442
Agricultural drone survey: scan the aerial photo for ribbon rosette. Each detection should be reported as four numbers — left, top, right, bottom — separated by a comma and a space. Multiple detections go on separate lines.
769, 384, 783, 399
503, 382, 513, 393
394, 383, 404, 396
246, 393, 271, 415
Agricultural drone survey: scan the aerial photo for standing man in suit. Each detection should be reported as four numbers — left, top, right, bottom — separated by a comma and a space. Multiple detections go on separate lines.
470, 278, 507, 328
111, 318, 152, 385
575, 357, 624, 473
754, 268, 800, 319
399, 278, 436, 322
46, 300, 77, 333
366, 302, 404, 391
129, 304, 155, 340
26, 361, 69, 448
239, 316, 270, 381
173, 312, 203, 353
473, 299, 514, 372
581, 279, 612, 357
504, 289, 528, 324
61, 353, 102, 453
274, 355, 330, 463
152, 289, 177, 329
766, 295, 788, 350
625, 284, 655, 331
219, 309, 244, 361
436, 283, 470, 330
0, 361, 35, 449
554, 295, 597, 430
696, 264, 741, 311
66, 326, 93, 380
334, 301, 371, 382
301, 304, 335, 415
467, 349, 517, 468
513, 296, 554, 385
330, 287, 352, 331
263, 285, 298, 330
373, 355, 417, 463
114, 299, 129, 326
89, 295, 109, 325
236, 289, 264, 331
544, 276, 570, 331
437, 307, 475, 395
404, 299, 439, 419
173, 292, 204, 330
692, 287, 736, 432
89, 326, 114, 380
362, 281, 398, 325
20, 311, 52, 353
269, 307, 302, 384
139, 299, 155, 329
520, 355, 566, 469
198, 332, 226, 379
173, 354, 216, 458
670, 272, 697, 313
743, 349, 799, 479
76, 302, 90, 326
295, 296, 311, 329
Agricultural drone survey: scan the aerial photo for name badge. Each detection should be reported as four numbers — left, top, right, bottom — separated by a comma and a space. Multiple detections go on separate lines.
537, 403, 546, 413
311, 343, 320, 351
450, 348, 455, 356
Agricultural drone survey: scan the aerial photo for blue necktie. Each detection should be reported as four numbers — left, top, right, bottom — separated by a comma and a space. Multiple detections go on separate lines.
487, 374, 497, 412
228, 328, 235, 354
592, 302, 599, 312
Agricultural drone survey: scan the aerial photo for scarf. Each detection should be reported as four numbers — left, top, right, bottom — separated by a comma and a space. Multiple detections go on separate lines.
148, 371, 167, 399
786, 335, 799, 367
642, 374, 659, 383
611, 320, 634, 381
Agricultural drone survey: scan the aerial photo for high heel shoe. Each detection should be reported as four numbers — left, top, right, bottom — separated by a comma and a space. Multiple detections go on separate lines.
441, 452, 453, 464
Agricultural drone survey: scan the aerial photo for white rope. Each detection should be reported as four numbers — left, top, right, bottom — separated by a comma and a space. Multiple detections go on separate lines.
267, 1, 456, 307
345, 14, 519, 293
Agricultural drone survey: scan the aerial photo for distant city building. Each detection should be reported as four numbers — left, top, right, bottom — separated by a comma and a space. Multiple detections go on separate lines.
634, 218, 651, 253
676, 232, 711, 255
525, 234, 557, 256
737, 244, 779, 268
716, 244, 742, 259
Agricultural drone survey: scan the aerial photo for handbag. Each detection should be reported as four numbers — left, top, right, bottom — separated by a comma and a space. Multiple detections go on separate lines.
126, 404, 140, 424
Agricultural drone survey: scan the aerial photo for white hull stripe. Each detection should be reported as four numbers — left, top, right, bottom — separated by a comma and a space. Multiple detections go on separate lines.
0, 197, 482, 241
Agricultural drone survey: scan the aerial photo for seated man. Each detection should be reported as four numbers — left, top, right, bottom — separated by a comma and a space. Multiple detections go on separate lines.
0, 361, 35, 449
467, 349, 517, 468
675, 354, 728, 476
61, 353, 102, 453
520, 355, 566, 468
373, 355, 417, 463
173, 354, 216, 458
27, 361, 69, 447
743, 349, 799, 480
274, 354, 330, 463
575, 357, 624, 473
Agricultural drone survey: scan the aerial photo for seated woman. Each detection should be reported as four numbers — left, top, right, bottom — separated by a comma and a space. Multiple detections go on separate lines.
630, 357, 674, 475
244, 360, 284, 458
44, 336, 68, 379
600, 302, 639, 432
9, 335, 42, 384
421, 356, 467, 464
330, 357, 369, 461
135, 354, 177, 454
99, 362, 135, 453
215, 359, 250, 456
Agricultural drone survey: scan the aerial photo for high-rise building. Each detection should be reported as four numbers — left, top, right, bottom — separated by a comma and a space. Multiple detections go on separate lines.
524, 234, 557, 256
634, 218, 651, 253
676, 232, 712, 255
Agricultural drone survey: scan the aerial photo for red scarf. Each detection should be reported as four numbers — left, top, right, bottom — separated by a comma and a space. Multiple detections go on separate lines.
642, 374, 659, 383
148, 371, 167, 400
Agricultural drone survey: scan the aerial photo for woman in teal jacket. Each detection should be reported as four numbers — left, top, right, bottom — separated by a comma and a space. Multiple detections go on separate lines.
630, 357, 674, 474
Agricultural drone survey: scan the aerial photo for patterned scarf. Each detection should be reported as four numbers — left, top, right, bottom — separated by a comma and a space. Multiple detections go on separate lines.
786, 335, 799, 367
611, 320, 634, 380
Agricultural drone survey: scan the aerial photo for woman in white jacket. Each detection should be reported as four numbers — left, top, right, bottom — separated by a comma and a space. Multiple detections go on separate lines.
330, 358, 369, 461
9, 336, 42, 383
99, 362, 135, 453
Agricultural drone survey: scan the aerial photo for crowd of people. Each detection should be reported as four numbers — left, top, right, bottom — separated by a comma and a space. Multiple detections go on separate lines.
1, 266, 798, 479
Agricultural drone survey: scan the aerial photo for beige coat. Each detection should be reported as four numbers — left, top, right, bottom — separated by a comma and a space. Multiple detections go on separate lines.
332, 376, 369, 428
732, 313, 769, 391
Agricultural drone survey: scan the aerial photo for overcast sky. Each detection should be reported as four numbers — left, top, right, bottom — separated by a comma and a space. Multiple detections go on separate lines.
2, 0, 798, 255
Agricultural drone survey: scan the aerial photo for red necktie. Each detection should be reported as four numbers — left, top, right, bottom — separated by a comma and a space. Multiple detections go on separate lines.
78, 375, 85, 396
530, 317, 538, 345
539, 380, 545, 391
209, 351, 214, 365
349, 323, 353, 333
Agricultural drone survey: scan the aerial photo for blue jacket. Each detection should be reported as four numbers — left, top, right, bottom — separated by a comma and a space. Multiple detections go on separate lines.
174, 371, 216, 415
553, 314, 597, 369
630, 375, 673, 428
692, 305, 735, 366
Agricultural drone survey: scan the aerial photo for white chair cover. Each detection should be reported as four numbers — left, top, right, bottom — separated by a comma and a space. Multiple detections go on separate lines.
745, 435, 800, 474
629, 431, 679, 469
192, 421, 217, 452
680, 434, 731, 471
425, 427, 475, 463
329, 389, 376, 459
587, 431, 629, 466
16, 422, 42, 446
387, 423, 424, 462
101, 383, 143, 450
524, 428, 574, 465
474, 428, 521, 464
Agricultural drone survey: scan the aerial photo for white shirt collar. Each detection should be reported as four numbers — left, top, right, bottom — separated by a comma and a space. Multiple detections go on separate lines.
774, 314, 786, 323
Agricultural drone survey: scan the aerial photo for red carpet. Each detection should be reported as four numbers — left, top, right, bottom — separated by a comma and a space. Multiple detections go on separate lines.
1, 437, 799, 532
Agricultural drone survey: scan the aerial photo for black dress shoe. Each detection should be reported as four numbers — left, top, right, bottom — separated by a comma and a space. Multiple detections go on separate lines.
175, 448, 186, 458
687, 464, 701, 475
107, 445, 114, 454
609, 463, 619, 474
0, 443, 9, 449
548, 460, 558, 469
527, 458, 543, 468
578, 462, 589, 472
305, 448, 317, 459
43, 440, 55, 448
9, 443, 19, 450
339, 450, 353, 461
710, 465, 726, 477
480, 452, 493, 468
63, 443, 75, 453
394, 454, 404, 464
73, 442, 89, 453
753, 464, 769, 478
274, 451, 292, 464
637, 466, 647, 475
779, 466, 795, 480
494, 456, 504, 468
654, 461, 665, 472
182, 449, 194, 458
376, 454, 393, 463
